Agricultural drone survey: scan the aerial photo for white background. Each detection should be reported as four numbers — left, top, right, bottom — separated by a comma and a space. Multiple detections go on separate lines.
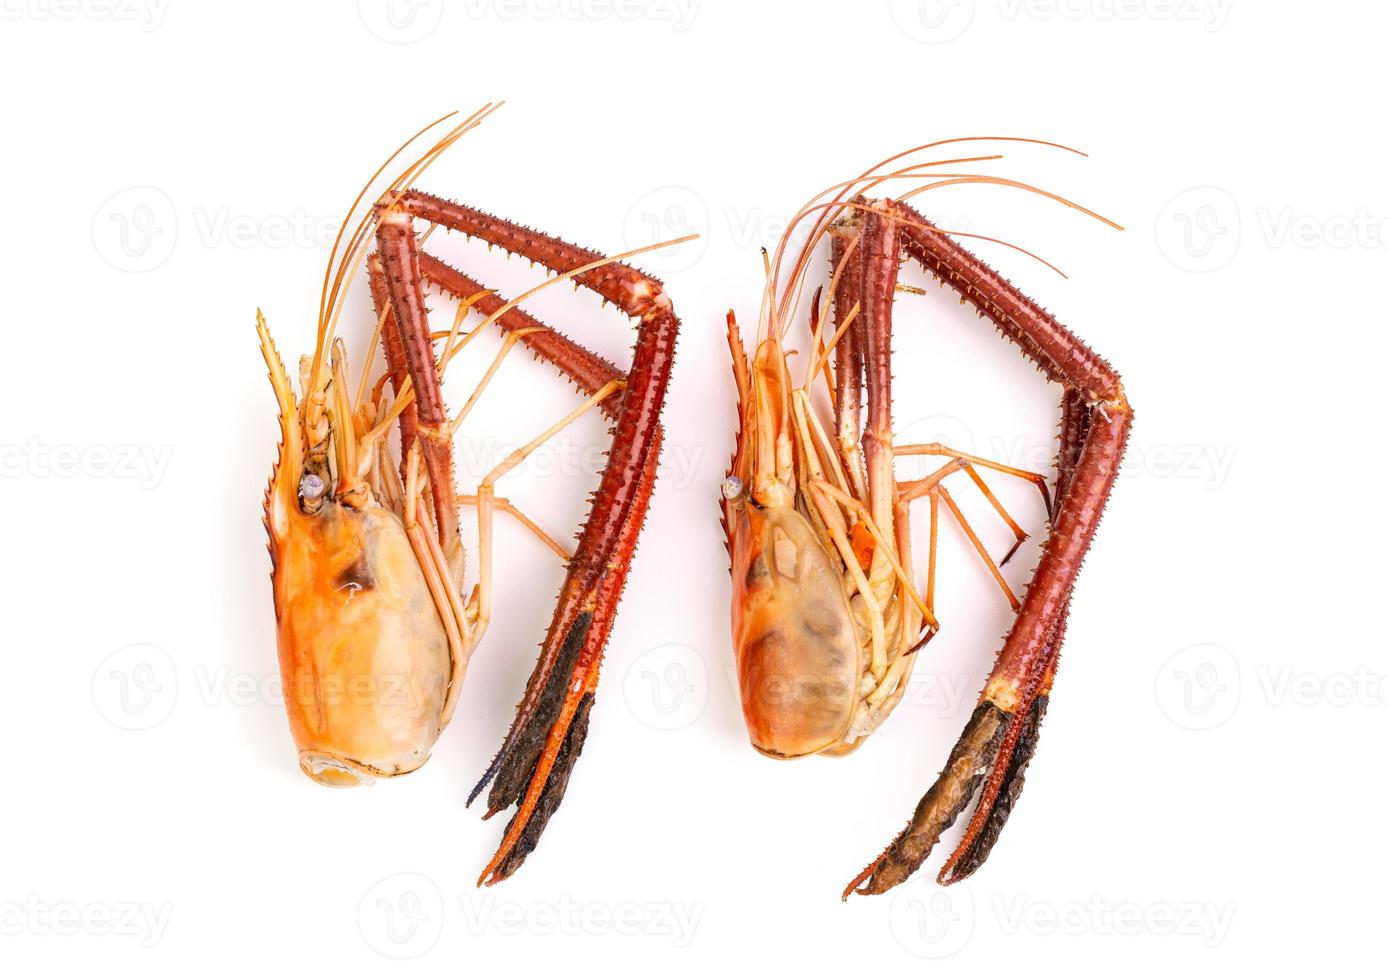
1, 1, 1381, 976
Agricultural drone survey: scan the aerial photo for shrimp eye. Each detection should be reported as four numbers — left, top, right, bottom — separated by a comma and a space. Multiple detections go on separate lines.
721, 477, 744, 502
299, 473, 327, 512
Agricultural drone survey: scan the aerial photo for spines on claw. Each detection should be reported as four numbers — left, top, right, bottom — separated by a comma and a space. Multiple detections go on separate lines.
474, 301, 675, 815
472, 611, 594, 814
410, 199, 680, 882
488, 693, 595, 882
385, 190, 671, 319
476, 432, 663, 886
843, 703, 1009, 898
366, 256, 422, 472
840, 195, 1131, 895
416, 252, 627, 417
373, 210, 459, 552
895, 201, 1119, 405
948, 694, 1049, 882
348, 161, 683, 879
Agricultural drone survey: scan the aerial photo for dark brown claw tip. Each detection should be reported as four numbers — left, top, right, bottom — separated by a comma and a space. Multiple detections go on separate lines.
942, 694, 1049, 884
843, 703, 1010, 898
470, 612, 592, 813
482, 693, 595, 886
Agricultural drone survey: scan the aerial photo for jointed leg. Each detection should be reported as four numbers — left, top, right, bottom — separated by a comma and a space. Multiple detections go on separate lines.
399, 443, 470, 731
897, 452, 1039, 595
478, 439, 660, 884
418, 251, 628, 419
856, 207, 901, 564
374, 213, 460, 557
469, 378, 625, 640
941, 387, 1090, 879
846, 201, 1131, 896
367, 256, 423, 496
368, 191, 676, 883
936, 483, 1019, 611
829, 229, 867, 497
459, 495, 570, 561
363, 280, 607, 725
368, 262, 579, 572
896, 442, 1054, 524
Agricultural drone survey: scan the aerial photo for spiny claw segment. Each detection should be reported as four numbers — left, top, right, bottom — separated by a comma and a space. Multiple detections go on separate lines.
943, 694, 1049, 884
369, 181, 678, 884
843, 702, 1009, 899
844, 667, 1061, 896
470, 611, 594, 815
477, 686, 596, 887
